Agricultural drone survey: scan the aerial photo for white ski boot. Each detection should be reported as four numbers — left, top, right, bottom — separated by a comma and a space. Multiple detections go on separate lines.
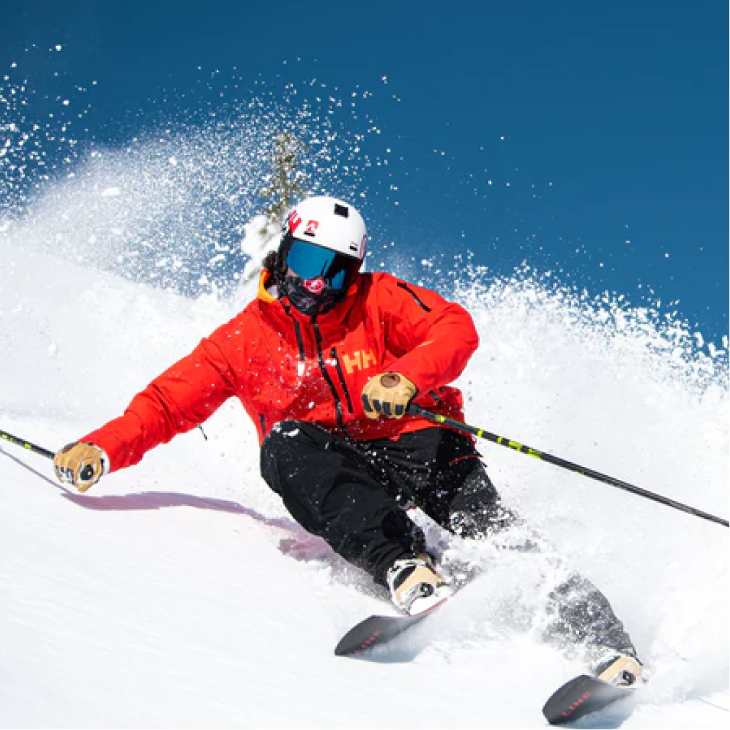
594, 652, 645, 687
386, 554, 453, 616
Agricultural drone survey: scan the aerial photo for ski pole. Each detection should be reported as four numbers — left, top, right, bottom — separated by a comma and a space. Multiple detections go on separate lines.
1, 428, 95, 482
1, 429, 55, 459
408, 404, 729, 528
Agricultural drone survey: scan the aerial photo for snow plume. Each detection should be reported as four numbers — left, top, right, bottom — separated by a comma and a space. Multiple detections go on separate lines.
452, 267, 729, 707
0, 47, 94, 242
0, 60, 396, 298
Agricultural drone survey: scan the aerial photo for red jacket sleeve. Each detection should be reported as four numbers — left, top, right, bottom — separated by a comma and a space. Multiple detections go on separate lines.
81, 336, 236, 472
377, 276, 479, 394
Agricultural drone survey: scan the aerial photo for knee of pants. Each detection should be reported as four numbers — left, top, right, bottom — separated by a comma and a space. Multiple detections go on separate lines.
445, 463, 519, 538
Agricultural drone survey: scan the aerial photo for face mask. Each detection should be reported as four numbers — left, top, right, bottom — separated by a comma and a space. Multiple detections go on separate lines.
280, 274, 341, 317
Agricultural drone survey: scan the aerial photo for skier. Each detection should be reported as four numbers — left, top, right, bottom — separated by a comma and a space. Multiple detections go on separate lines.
54, 195, 643, 685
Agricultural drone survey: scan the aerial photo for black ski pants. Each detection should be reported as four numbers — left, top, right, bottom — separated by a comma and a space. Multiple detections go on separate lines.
261, 420, 512, 584
260, 420, 636, 661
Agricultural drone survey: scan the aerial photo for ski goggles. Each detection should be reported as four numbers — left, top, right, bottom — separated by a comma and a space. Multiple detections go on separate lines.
282, 236, 361, 292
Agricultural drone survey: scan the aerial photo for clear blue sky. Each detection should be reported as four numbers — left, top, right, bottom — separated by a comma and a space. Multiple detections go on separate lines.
3, 0, 727, 343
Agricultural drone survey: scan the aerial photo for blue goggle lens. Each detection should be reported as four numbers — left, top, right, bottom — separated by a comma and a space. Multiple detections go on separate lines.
285, 238, 359, 291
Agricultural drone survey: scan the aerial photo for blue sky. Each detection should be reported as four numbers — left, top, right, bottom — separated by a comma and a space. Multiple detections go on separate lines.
3, 0, 727, 343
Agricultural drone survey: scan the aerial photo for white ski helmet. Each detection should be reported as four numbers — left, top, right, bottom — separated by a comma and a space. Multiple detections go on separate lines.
277, 196, 367, 294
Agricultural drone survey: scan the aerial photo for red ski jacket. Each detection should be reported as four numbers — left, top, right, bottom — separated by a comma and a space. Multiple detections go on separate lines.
83, 271, 480, 472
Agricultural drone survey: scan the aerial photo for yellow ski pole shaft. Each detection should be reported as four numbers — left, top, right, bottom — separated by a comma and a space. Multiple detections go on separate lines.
1, 429, 55, 460
408, 404, 728, 528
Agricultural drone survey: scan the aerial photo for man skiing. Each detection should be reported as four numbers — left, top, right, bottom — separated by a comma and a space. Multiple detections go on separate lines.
54, 195, 643, 686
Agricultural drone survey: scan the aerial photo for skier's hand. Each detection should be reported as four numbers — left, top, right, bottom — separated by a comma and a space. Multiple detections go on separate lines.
362, 372, 417, 419
53, 442, 107, 492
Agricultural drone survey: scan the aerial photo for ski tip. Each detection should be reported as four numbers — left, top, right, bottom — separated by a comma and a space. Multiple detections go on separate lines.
334, 594, 451, 657
334, 621, 386, 657
542, 674, 635, 725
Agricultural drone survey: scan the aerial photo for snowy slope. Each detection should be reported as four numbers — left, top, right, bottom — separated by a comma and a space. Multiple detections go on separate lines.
1, 241, 728, 729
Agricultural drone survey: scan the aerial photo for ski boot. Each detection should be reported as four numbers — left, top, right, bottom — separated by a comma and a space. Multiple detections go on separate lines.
594, 650, 645, 687
386, 553, 453, 616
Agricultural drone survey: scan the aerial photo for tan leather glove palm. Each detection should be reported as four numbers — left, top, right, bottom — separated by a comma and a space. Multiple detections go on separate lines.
361, 372, 417, 419
53, 442, 106, 492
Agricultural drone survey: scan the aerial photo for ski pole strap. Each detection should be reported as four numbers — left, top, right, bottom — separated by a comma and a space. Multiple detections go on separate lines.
1, 429, 55, 460
407, 404, 728, 528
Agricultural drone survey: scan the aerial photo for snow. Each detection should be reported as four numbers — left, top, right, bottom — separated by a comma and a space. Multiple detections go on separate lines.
0, 240, 728, 729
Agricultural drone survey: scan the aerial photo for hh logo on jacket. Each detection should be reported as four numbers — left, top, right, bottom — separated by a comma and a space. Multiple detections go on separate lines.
340, 348, 376, 374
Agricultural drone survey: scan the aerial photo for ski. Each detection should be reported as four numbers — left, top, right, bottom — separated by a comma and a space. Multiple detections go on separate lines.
334, 597, 450, 657
337, 597, 637, 725
542, 674, 635, 725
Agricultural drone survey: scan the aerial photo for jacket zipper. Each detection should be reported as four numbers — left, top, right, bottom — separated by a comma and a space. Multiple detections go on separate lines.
312, 323, 347, 431
331, 347, 355, 414
282, 302, 349, 433
283, 300, 307, 370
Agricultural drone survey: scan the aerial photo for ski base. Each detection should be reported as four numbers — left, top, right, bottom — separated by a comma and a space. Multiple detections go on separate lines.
334, 598, 449, 657
542, 673, 635, 725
